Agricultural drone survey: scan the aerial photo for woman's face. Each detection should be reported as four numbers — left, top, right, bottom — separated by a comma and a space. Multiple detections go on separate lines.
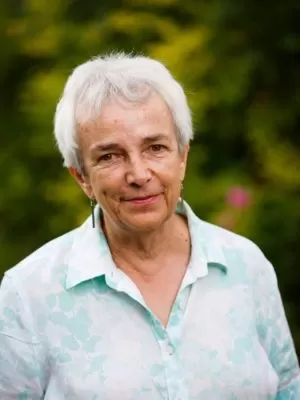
72, 92, 189, 232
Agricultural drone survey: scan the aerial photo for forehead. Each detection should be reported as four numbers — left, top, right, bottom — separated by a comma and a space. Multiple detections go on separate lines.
76, 92, 176, 148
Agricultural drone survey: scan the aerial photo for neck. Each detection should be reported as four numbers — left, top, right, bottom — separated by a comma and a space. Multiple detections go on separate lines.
101, 212, 190, 277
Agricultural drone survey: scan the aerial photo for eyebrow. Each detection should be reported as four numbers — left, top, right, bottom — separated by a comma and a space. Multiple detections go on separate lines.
90, 133, 169, 153
90, 143, 120, 153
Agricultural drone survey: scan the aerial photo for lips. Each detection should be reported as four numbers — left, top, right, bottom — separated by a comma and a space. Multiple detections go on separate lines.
125, 195, 156, 201
123, 194, 161, 205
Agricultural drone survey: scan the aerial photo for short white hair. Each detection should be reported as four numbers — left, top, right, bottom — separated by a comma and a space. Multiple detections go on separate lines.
54, 52, 193, 173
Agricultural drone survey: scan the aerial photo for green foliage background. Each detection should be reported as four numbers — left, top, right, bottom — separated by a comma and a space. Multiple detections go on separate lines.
1, 0, 300, 355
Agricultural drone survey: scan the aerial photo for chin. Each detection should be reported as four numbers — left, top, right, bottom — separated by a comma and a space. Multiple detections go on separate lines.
124, 211, 169, 232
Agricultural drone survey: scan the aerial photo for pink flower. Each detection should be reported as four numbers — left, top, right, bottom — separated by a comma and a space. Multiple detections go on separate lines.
226, 186, 252, 209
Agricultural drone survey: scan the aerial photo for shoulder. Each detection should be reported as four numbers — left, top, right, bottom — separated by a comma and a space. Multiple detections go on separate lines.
199, 218, 260, 253
0, 227, 83, 340
194, 215, 274, 279
3, 227, 79, 290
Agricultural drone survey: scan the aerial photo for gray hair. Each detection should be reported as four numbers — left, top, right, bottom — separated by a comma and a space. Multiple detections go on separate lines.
54, 52, 193, 173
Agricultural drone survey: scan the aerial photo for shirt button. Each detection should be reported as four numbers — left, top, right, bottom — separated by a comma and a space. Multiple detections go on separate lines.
167, 343, 174, 355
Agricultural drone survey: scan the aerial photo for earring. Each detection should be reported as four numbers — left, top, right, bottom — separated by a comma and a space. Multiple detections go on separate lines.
90, 198, 96, 228
180, 182, 184, 211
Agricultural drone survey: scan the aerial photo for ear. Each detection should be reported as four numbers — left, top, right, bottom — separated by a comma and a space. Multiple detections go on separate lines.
179, 144, 190, 181
68, 167, 94, 199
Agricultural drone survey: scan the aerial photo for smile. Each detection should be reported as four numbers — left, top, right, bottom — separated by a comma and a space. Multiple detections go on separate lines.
124, 194, 161, 205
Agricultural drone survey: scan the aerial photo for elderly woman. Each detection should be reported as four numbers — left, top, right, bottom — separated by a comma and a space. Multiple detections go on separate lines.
0, 53, 299, 400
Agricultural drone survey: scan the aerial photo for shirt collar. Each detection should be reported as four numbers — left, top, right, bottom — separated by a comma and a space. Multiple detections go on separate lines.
65, 201, 228, 290
65, 206, 116, 290
182, 202, 228, 278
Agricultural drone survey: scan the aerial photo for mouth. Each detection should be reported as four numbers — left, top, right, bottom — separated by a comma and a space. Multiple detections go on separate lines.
123, 194, 161, 205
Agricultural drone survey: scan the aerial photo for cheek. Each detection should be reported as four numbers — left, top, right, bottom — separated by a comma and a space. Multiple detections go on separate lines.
89, 169, 124, 199
152, 153, 182, 173
157, 169, 183, 196
155, 157, 183, 180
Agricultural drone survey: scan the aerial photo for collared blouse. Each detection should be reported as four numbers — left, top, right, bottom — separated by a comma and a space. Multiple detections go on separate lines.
0, 202, 299, 399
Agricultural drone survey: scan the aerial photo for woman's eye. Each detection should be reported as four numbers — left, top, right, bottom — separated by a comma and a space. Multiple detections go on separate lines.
150, 144, 166, 152
98, 153, 115, 162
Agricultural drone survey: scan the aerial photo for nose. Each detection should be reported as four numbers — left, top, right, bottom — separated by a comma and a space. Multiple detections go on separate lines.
125, 154, 152, 187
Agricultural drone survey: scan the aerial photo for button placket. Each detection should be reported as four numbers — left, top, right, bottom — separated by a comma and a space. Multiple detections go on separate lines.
166, 343, 174, 356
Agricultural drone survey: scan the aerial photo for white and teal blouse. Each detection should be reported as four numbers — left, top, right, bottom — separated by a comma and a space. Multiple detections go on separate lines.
0, 202, 299, 399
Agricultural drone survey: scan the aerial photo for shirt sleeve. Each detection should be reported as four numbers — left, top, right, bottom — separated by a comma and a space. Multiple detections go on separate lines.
254, 251, 300, 399
0, 274, 46, 399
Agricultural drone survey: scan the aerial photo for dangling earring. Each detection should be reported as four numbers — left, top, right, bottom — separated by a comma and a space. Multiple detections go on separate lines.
90, 198, 96, 228
180, 182, 184, 212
